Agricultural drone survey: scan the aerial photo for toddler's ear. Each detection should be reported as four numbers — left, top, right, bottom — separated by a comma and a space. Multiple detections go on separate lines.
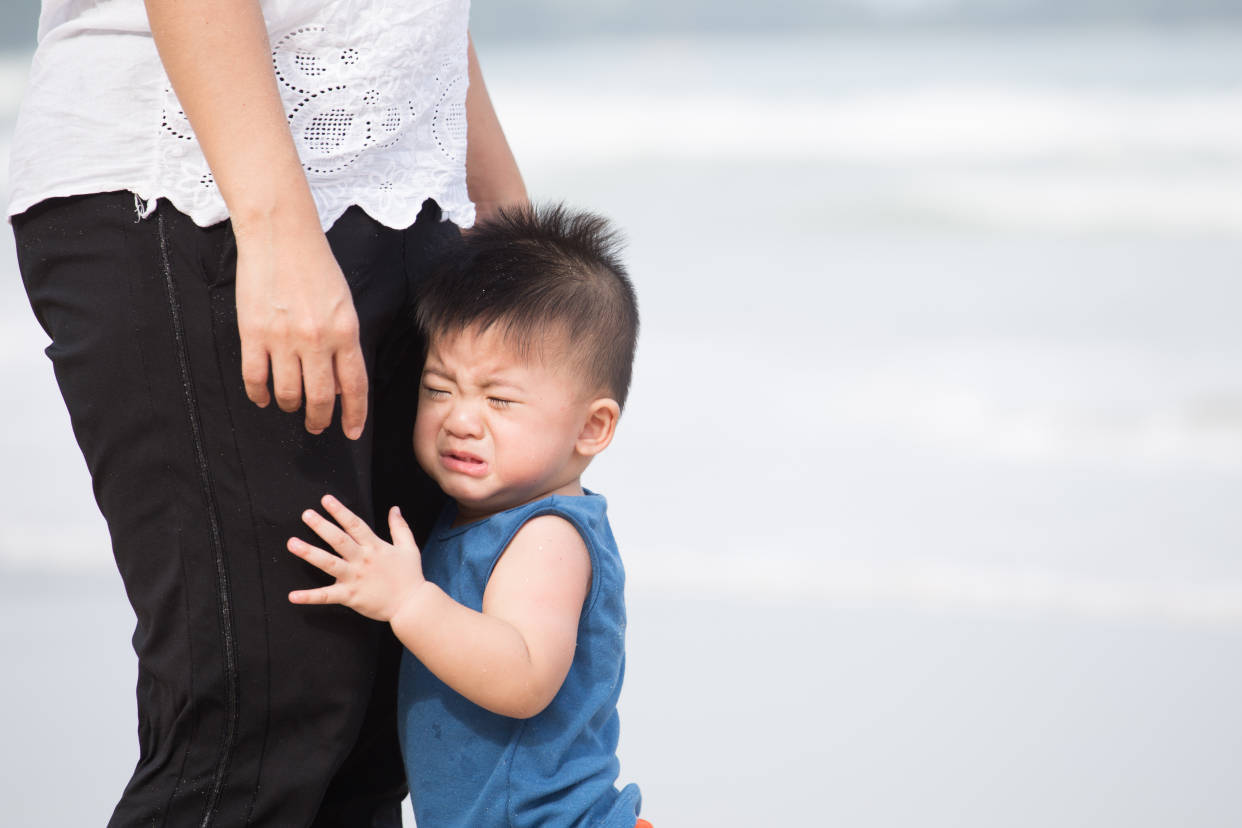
576, 398, 620, 458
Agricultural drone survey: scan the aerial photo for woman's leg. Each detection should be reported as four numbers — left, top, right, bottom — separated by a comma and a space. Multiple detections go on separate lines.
14, 192, 429, 827
313, 200, 458, 828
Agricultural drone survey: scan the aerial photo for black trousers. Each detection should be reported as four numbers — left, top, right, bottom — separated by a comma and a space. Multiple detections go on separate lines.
13, 192, 450, 827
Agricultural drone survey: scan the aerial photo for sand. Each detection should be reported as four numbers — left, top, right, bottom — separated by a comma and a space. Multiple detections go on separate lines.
3, 570, 1241, 826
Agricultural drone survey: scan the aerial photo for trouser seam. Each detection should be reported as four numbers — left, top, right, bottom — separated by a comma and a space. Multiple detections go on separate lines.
207, 285, 272, 828
156, 207, 241, 828
120, 211, 199, 826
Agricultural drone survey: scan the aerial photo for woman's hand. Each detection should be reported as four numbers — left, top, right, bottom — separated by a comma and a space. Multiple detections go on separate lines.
234, 219, 368, 439
145, 0, 368, 439
288, 496, 426, 623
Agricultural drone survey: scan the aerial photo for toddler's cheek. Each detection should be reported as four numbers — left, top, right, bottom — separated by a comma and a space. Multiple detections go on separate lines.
412, 431, 438, 477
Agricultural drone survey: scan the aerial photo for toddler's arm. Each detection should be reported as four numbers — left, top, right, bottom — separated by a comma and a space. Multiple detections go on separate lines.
288, 496, 590, 719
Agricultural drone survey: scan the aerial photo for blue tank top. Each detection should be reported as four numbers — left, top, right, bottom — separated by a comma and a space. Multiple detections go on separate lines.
397, 491, 642, 828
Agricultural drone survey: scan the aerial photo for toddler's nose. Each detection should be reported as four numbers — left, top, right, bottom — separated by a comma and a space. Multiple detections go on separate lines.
445, 401, 484, 438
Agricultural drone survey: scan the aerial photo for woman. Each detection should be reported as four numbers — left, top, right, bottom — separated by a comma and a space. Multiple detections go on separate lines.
8, 1, 526, 825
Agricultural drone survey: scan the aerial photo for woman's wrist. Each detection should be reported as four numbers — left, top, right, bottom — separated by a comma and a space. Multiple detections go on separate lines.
226, 164, 322, 239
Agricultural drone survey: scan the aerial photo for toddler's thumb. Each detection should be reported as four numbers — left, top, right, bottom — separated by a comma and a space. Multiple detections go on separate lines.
388, 505, 416, 547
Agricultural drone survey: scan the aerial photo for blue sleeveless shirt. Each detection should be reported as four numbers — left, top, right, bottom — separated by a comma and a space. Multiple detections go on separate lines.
397, 491, 642, 828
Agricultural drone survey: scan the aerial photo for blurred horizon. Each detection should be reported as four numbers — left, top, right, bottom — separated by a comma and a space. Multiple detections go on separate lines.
2, 4, 1241, 826
5, 0, 1242, 51
2, 6, 1241, 615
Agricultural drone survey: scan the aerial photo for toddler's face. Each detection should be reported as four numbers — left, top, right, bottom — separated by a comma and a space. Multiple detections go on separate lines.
413, 326, 593, 523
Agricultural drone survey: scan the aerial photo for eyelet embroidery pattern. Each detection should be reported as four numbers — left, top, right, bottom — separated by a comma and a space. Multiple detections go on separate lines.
154, 0, 473, 230
431, 60, 468, 163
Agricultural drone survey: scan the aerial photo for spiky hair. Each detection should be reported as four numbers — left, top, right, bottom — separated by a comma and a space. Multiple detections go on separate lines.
413, 203, 639, 408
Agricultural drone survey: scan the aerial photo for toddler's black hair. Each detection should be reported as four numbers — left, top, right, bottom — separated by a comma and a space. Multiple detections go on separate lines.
414, 203, 639, 409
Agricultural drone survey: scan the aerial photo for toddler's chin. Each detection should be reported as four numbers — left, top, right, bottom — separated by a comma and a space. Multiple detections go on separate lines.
442, 484, 500, 514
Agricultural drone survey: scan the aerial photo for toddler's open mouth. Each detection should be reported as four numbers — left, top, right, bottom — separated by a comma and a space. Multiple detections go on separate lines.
441, 450, 488, 477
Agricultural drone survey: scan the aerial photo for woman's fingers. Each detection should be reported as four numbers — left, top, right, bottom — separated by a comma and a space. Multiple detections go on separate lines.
270, 349, 303, 413
334, 346, 368, 441
301, 348, 337, 435
240, 339, 271, 408
245, 328, 366, 440
287, 536, 344, 576
233, 223, 369, 438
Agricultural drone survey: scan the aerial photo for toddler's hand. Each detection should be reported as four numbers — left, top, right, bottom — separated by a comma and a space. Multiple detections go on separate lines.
288, 495, 424, 622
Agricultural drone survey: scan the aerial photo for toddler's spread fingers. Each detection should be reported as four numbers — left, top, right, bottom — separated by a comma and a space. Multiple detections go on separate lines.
286, 537, 344, 576
288, 585, 349, 606
320, 494, 371, 541
389, 506, 416, 548
302, 507, 354, 552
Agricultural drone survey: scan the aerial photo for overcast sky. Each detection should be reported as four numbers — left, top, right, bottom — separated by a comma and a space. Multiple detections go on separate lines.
4, 0, 1242, 50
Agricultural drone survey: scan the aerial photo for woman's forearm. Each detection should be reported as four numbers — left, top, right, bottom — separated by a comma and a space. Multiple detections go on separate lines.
465, 34, 528, 222
143, 0, 319, 232
144, 0, 369, 439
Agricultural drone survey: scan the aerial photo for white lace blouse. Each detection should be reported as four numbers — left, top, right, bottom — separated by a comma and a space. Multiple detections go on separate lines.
6, 0, 475, 231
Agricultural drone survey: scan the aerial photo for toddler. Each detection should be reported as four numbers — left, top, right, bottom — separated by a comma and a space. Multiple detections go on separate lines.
287, 205, 649, 828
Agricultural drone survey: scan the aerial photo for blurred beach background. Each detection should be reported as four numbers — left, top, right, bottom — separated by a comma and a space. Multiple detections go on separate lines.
3, 0, 1242, 825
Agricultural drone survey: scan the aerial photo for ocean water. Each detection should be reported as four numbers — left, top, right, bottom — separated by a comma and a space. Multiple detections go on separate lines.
481, 28, 1242, 622
2, 26, 1242, 826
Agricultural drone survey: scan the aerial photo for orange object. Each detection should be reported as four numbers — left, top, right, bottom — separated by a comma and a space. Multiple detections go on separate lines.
636, 821, 654, 828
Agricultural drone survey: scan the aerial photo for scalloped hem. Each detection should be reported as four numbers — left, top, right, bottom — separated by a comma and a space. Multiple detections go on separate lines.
8, 181, 476, 232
